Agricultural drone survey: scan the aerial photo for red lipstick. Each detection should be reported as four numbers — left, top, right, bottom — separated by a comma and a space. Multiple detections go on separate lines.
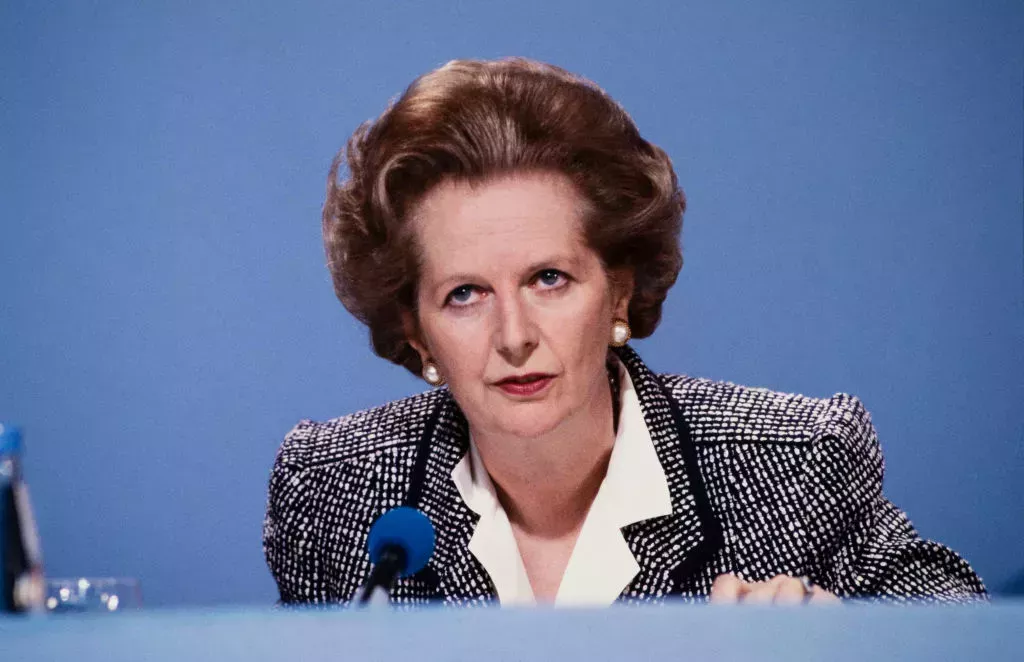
494, 373, 555, 397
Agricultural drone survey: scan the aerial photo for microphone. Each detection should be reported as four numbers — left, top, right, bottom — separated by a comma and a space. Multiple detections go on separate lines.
356, 506, 435, 607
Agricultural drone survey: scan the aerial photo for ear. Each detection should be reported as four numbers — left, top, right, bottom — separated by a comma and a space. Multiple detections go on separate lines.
608, 266, 635, 320
401, 308, 430, 364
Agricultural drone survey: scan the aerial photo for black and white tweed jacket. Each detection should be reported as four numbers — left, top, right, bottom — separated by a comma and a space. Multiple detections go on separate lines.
263, 345, 985, 605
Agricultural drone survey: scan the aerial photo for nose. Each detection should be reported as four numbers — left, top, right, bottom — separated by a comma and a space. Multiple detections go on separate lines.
494, 292, 538, 365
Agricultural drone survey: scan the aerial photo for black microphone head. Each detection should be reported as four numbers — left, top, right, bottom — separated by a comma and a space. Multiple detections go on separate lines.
367, 507, 436, 577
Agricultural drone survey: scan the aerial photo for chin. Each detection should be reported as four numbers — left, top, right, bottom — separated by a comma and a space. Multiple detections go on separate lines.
491, 405, 568, 440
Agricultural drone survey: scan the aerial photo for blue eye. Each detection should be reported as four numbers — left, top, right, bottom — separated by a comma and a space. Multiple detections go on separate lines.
446, 285, 478, 306
536, 269, 566, 288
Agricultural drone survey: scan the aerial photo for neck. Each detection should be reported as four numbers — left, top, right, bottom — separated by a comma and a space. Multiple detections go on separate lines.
470, 373, 618, 539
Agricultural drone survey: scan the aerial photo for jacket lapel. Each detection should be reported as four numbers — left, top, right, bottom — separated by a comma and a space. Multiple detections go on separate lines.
404, 390, 497, 605
613, 346, 723, 599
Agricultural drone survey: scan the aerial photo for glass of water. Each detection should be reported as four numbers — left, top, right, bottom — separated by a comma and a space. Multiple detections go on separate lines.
45, 577, 142, 613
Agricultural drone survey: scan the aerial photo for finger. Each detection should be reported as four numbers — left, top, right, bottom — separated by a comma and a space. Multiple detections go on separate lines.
741, 580, 779, 605
774, 578, 807, 605
807, 586, 842, 605
738, 575, 788, 605
710, 574, 745, 604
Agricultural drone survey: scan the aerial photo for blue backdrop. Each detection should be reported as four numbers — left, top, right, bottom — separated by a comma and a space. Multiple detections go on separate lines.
2, 1, 1021, 606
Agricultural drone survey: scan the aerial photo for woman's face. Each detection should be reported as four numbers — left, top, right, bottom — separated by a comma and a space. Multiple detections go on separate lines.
408, 171, 631, 441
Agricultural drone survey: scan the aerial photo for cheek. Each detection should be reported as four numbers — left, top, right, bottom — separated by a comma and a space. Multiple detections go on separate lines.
543, 295, 613, 364
423, 315, 490, 378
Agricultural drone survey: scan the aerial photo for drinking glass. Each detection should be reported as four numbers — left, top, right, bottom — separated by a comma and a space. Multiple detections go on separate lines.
45, 577, 142, 613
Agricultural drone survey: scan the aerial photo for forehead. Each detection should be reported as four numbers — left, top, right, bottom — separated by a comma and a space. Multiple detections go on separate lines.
410, 172, 590, 278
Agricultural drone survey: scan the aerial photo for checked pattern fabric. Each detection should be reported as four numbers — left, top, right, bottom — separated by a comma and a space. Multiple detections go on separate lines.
263, 345, 985, 606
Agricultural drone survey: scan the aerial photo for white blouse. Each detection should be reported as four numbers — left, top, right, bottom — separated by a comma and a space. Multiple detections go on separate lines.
450, 358, 673, 606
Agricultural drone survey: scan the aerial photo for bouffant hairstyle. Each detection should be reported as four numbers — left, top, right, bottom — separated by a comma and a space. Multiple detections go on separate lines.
323, 58, 685, 376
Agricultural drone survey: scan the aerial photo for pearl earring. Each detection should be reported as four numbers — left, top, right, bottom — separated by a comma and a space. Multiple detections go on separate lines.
610, 319, 631, 347
422, 360, 445, 387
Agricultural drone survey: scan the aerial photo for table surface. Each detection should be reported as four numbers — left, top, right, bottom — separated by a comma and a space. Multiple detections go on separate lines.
3, 601, 1023, 661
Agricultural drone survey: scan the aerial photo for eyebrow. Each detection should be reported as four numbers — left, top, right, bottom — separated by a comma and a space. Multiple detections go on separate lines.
526, 255, 581, 272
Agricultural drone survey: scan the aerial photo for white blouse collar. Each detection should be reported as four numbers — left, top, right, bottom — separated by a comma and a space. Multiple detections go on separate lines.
450, 356, 673, 606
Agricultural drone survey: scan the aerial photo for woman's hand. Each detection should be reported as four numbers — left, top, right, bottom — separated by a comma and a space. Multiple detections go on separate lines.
710, 573, 840, 605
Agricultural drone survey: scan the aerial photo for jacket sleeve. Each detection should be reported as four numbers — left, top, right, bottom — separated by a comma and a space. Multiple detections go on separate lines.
808, 395, 986, 603
262, 421, 332, 605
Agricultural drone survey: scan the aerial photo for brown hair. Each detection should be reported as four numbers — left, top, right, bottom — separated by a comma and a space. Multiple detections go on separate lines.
323, 58, 685, 375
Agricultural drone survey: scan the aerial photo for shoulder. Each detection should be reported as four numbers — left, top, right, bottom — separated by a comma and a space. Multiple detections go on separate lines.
263, 388, 446, 577
659, 374, 888, 549
264, 391, 444, 604
273, 388, 447, 473
658, 373, 880, 458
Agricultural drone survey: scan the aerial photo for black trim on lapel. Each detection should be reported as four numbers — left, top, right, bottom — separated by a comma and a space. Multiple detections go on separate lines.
612, 345, 724, 596
659, 381, 725, 589
403, 391, 443, 512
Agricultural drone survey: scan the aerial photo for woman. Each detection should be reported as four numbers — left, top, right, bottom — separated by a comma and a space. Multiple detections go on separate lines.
263, 58, 985, 606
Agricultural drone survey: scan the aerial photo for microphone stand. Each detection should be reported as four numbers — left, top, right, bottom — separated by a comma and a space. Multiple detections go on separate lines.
356, 545, 408, 607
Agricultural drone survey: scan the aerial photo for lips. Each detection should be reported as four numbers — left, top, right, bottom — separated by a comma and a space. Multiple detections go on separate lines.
494, 373, 555, 397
